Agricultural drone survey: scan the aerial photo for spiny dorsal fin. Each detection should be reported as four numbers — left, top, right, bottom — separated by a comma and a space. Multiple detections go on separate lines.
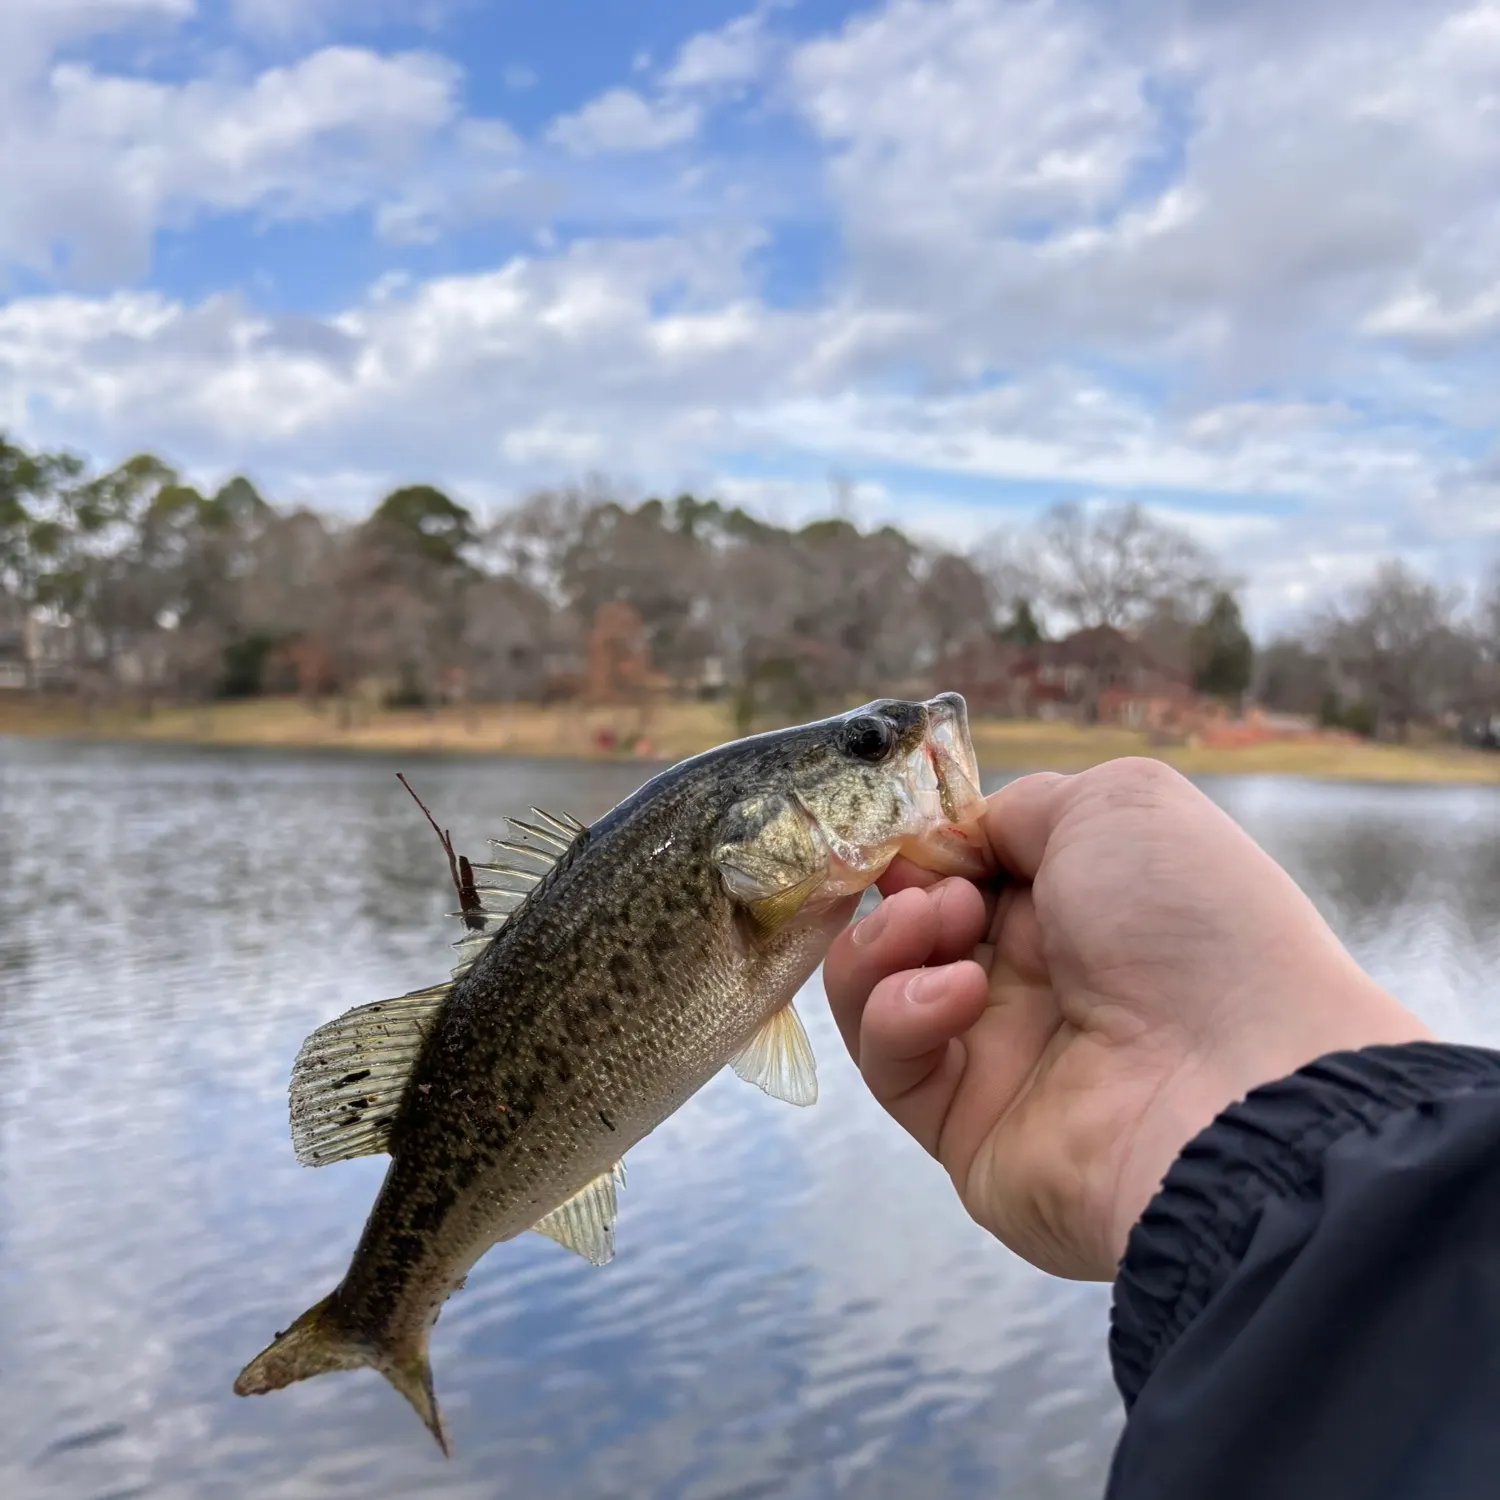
531, 1161, 627, 1266
448, 808, 588, 977
729, 1003, 818, 1107
289, 984, 449, 1166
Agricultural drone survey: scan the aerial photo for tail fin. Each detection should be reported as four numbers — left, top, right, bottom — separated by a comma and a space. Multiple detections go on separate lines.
233, 1295, 449, 1456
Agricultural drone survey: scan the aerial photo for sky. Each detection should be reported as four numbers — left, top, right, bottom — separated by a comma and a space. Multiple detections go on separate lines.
1, 0, 1498, 627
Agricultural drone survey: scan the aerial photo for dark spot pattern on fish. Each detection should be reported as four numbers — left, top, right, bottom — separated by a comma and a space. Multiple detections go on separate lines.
336, 1069, 371, 1087
408, 1188, 455, 1235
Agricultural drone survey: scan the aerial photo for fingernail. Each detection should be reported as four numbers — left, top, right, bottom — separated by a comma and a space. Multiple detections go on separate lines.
851, 904, 888, 946
905, 970, 944, 1005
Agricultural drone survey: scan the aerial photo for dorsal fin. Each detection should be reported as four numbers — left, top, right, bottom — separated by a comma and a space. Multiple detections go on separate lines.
289, 984, 449, 1166
448, 808, 589, 977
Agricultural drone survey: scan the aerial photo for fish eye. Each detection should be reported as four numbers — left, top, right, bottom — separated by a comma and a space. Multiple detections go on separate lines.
840, 714, 896, 763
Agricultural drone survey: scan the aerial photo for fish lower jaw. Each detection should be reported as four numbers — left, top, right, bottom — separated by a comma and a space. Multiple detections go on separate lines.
898, 819, 992, 879
817, 851, 898, 901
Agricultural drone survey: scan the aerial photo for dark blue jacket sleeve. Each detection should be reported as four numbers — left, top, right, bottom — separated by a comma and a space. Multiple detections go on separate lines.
1106, 1043, 1500, 1500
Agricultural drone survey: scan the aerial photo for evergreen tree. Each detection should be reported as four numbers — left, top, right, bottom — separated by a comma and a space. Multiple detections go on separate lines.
371, 485, 476, 569
1192, 590, 1253, 699
999, 598, 1043, 645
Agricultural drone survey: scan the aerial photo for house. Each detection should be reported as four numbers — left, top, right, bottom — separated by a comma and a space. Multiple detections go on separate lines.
0, 596, 25, 691
941, 638, 1040, 718
0, 604, 78, 693
584, 602, 672, 704
942, 624, 1194, 723
263, 635, 339, 698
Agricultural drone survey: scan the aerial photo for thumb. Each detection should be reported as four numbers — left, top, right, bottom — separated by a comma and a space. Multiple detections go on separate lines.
981, 772, 1074, 882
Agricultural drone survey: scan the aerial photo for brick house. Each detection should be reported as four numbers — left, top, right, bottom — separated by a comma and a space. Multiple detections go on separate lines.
942, 624, 1195, 723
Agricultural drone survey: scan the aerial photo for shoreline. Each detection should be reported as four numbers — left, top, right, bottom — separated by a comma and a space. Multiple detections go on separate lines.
2, 695, 1498, 788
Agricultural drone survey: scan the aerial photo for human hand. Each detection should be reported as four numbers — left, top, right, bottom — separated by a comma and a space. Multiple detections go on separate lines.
825, 758, 1432, 1281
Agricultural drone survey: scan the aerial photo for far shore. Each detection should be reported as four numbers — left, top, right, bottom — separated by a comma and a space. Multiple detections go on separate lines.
3, 694, 1498, 788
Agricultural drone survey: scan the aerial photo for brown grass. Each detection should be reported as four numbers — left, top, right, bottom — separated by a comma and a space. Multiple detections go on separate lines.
2, 694, 1498, 787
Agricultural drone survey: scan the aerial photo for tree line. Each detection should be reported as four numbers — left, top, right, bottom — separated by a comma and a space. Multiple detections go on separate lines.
0, 431, 1494, 740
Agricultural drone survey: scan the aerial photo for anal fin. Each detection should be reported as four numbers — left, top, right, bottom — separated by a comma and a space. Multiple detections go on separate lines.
729, 1002, 818, 1106
531, 1162, 627, 1266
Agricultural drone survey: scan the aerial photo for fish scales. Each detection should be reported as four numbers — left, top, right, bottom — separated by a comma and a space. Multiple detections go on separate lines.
235, 694, 988, 1453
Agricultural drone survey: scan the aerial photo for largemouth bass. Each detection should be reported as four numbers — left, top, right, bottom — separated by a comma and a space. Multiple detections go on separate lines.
234, 694, 986, 1452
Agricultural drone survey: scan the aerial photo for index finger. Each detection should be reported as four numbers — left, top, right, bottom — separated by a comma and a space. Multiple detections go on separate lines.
824, 879, 990, 1061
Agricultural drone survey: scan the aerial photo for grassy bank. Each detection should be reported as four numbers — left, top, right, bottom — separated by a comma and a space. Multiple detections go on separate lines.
2, 694, 1498, 786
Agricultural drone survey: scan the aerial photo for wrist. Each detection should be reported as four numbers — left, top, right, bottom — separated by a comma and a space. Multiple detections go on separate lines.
1110, 1042, 1500, 1406
1106, 980, 1434, 1268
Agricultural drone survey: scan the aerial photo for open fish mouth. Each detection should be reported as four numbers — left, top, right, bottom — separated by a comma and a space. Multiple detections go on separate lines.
898, 692, 990, 877
924, 691, 984, 824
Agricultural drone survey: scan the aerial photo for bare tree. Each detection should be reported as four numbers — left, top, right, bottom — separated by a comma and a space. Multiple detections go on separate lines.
917, 550, 994, 664
1030, 501, 1219, 632
1317, 561, 1476, 739
971, 526, 1038, 627
1255, 637, 1333, 717
458, 573, 554, 701
238, 508, 339, 640
557, 497, 706, 686
482, 484, 594, 604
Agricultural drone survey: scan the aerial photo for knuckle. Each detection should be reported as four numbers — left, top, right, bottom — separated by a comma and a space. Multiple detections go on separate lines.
1084, 754, 1185, 808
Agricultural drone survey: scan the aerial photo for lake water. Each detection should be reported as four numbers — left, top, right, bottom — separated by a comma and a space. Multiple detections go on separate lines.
2, 738, 1498, 1500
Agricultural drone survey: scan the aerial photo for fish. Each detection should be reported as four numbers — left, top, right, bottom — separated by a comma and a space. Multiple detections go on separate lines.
233, 692, 987, 1454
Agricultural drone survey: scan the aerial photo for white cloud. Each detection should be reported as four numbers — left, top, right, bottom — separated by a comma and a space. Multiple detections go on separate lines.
1363, 282, 1500, 346
663, 9, 772, 89
231, 0, 341, 38
544, 9, 775, 159
230, 0, 458, 41
0, 0, 190, 97
794, 0, 1153, 242
786, 0, 1500, 389
0, 233, 791, 474
1, 45, 471, 282
0, 240, 1466, 611
3, 0, 1500, 623
546, 87, 701, 156
0, 0, 192, 48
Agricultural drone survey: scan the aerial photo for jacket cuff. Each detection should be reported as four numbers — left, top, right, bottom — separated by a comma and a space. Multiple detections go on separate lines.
1108, 1042, 1500, 1408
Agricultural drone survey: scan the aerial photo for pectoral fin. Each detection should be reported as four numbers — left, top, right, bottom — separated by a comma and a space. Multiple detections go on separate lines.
531, 1162, 628, 1266
744, 869, 826, 943
714, 794, 829, 945
729, 1002, 818, 1106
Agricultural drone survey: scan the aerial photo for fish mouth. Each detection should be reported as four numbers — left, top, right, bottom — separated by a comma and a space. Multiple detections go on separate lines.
899, 692, 991, 878
924, 691, 984, 825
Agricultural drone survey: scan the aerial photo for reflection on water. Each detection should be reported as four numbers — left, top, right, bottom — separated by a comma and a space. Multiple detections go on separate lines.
1, 741, 1497, 1499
